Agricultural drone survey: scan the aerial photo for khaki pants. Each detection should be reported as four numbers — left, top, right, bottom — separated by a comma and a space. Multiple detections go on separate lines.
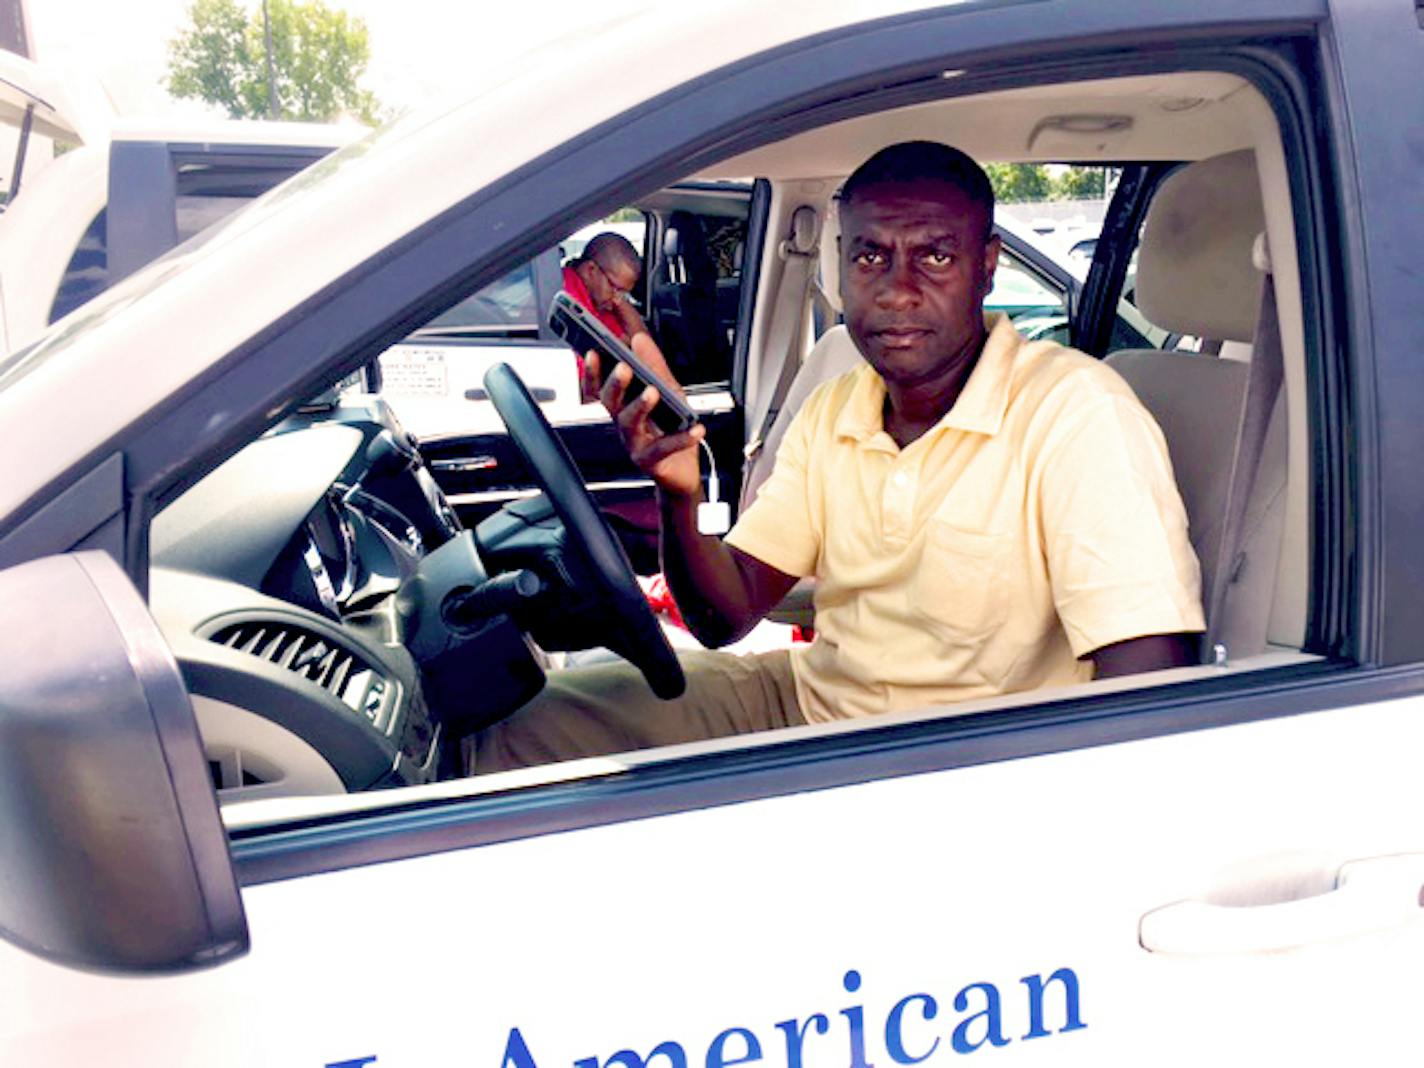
470, 649, 803, 772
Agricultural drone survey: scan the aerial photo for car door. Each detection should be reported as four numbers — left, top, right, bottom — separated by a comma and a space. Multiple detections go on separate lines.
1, 2, 1422, 1064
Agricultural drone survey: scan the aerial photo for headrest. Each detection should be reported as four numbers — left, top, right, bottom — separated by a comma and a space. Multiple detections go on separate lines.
669, 211, 707, 252
1136, 150, 1265, 343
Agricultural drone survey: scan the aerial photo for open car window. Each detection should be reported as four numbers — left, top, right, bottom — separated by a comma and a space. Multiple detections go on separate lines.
151, 54, 1317, 828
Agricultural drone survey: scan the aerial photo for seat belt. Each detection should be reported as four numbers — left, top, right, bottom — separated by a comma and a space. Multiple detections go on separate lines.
740, 205, 819, 512
1205, 233, 1283, 662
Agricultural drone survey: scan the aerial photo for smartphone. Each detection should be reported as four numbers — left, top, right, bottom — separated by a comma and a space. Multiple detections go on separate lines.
547, 291, 699, 436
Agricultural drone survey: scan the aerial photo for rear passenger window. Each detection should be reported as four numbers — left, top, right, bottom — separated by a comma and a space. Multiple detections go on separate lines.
175, 194, 255, 243
49, 211, 109, 325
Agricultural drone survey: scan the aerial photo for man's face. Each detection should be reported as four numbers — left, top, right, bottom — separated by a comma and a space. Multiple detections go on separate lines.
586, 256, 640, 313
838, 179, 1000, 389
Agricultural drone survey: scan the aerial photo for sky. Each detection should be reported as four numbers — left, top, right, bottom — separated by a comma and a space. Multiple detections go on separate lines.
22, 0, 648, 120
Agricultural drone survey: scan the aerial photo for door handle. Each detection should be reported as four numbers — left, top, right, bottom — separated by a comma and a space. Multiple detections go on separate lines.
1140, 854, 1424, 956
431, 456, 499, 473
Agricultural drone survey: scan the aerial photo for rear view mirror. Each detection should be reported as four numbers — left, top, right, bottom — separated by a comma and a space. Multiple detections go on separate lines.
0, 552, 248, 974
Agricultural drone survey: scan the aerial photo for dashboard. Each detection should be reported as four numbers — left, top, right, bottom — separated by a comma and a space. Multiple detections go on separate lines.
149, 396, 544, 801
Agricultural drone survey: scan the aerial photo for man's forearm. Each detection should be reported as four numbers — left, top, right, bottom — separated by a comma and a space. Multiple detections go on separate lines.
658, 489, 762, 647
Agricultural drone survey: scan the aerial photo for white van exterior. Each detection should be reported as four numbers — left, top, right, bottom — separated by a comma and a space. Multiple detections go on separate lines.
0, 2, 1421, 1064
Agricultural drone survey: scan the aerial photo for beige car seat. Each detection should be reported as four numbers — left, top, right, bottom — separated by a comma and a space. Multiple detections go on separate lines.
1105, 149, 1287, 661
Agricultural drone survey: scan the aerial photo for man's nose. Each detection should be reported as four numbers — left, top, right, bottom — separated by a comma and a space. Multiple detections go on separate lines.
874, 257, 920, 308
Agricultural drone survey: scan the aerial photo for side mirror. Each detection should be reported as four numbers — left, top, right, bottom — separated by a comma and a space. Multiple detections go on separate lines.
0, 552, 248, 974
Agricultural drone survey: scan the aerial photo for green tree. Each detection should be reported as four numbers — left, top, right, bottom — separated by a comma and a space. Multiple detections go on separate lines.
1052, 166, 1107, 200
984, 163, 1053, 203
167, 0, 382, 125
166, 0, 253, 118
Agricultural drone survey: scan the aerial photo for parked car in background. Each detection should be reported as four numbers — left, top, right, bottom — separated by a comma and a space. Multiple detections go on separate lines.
0, 95, 359, 356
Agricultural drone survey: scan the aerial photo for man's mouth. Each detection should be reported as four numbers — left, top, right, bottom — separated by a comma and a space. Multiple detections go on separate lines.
872, 327, 932, 347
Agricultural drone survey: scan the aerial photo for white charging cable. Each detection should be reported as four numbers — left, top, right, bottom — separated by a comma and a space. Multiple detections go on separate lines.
696, 436, 730, 535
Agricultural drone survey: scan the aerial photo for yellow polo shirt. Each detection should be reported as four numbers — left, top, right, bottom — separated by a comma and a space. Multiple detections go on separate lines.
725, 313, 1204, 723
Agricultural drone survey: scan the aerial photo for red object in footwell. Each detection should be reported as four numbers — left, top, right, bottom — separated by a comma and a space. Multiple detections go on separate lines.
640, 573, 687, 630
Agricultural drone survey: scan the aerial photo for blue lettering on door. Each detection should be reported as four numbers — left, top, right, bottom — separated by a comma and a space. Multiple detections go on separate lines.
485, 964, 1084, 1065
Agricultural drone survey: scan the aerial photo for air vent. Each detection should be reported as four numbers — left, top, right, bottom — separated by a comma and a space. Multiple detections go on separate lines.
208, 620, 389, 723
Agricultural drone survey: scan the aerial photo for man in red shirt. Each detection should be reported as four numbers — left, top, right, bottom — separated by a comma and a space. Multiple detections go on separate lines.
563, 231, 662, 568
562, 231, 648, 342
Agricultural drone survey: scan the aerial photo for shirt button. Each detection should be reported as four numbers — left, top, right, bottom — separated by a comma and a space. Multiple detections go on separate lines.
892, 471, 909, 488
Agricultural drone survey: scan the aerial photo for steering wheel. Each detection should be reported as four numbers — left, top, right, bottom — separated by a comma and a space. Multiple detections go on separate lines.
482, 363, 686, 699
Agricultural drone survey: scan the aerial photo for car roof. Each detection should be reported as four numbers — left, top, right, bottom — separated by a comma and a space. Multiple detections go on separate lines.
105, 117, 364, 149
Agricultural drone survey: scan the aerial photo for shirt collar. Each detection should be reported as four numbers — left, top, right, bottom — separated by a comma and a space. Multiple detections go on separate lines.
834, 312, 1022, 445
562, 263, 592, 306
562, 263, 630, 339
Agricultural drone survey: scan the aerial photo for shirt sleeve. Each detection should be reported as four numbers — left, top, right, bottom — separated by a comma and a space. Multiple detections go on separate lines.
723, 400, 821, 578
1039, 393, 1206, 657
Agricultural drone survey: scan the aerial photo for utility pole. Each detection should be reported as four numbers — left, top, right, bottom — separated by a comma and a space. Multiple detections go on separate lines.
262, 0, 279, 120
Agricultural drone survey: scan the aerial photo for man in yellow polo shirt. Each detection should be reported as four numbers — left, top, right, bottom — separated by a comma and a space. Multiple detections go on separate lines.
472, 141, 1203, 769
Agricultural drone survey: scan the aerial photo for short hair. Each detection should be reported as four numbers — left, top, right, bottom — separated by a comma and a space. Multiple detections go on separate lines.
840, 141, 995, 242
581, 231, 642, 274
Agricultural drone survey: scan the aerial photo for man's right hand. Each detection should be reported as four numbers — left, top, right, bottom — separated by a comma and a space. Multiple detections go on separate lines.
585, 335, 706, 499
582, 334, 797, 647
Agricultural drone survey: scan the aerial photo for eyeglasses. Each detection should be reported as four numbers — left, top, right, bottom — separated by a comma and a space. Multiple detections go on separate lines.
591, 260, 634, 301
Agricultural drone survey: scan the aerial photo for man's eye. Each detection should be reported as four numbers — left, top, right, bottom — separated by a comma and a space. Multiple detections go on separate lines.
924, 251, 955, 267
853, 250, 886, 267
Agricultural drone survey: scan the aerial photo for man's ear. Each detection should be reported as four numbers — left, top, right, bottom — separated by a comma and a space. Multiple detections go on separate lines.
980, 234, 1002, 296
